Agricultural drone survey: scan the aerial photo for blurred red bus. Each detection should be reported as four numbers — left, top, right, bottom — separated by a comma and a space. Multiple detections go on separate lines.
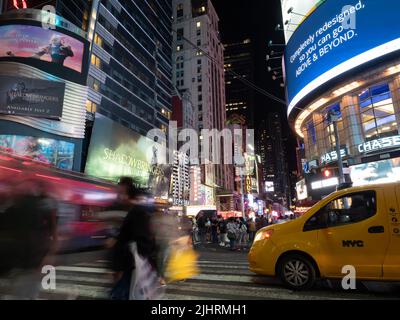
0, 151, 118, 252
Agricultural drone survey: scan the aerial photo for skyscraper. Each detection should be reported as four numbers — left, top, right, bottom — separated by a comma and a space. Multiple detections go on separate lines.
224, 38, 255, 128
172, 0, 234, 205
257, 112, 291, 206
86, 0, 173, 137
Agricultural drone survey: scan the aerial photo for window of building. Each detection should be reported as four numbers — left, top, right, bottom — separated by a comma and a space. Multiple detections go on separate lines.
196, 21, 201, 28
94, 33, 103, 47
177, 3, 183, 18
197, 75, 202, 82
323, 103, 342, 149
86, 100, 97, 113
91, 54, 102, 68
197, 59, 202, 65
177, 44, 183, 51
197, 66, 202, 74
304, 191, 377, 231
177, 28, 184, 41
198, 104, 203, 111
198, 85, 202, 92
359, 83, 396, 140
197, 29, 201, 36
197, 39, 201, 46
180, 79, 184, 86
198, 94, 202, 102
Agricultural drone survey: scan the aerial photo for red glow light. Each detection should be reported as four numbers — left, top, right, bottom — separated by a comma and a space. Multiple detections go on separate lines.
13, 0, 28, 9
35, 174, 61, 181
324, 170, 331, 178
0, 165, 22, 173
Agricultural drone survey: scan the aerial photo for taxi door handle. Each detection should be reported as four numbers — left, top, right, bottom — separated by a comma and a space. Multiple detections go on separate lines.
368, 226, 384, 234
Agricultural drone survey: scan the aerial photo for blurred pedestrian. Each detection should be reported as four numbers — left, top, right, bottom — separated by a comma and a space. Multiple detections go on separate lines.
247, 218, 256, 244
191, 216, 199, 244
205, 218, 211, 243
226, 218, 238, 251
110, 187, 159, 300
211, 217, 218, 244
0, 179, 57, 299
237, 219, 248, 250
196, 212, 206, 245
218, 216, 227, 247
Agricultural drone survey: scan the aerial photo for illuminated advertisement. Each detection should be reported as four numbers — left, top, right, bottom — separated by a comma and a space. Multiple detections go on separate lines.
199, 185, 215, 206
85, 114, 171, 198
0, 25, 84, 73
0, 134, 74, 169
285, 0, 400, 115
281, 0, 326, 43
265, 181, 274, 192
5, 0, 56, 11
296, 179, 308, 200
0, 76, 65, 119
350, 158, 400, 186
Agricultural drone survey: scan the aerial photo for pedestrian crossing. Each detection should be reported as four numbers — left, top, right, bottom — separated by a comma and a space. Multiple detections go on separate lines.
0, 255, 397, 300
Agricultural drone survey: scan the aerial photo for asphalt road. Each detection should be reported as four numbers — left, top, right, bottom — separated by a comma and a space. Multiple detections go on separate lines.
1, 244, 399, 300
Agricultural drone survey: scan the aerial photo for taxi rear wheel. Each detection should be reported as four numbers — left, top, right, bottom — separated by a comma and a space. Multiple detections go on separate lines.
277, 253, 316, 290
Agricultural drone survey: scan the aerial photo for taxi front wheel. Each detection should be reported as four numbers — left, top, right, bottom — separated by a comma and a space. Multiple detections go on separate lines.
277, 254, 317, 290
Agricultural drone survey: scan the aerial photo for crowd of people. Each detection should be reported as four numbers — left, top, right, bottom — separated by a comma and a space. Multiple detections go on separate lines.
192, 214, 273, 251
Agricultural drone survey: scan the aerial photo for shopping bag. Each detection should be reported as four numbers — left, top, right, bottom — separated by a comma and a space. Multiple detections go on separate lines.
164, 244, 200, 283
129, 243, 165, 300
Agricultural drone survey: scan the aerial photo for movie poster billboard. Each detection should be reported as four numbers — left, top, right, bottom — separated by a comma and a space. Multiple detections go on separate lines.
85, 114, 171, 199
0, 25, 84, 73
0, 76, 65, 118
0, 134, 75, 170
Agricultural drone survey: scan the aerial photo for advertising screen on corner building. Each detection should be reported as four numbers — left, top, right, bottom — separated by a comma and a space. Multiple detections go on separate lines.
285, 0, 400, 115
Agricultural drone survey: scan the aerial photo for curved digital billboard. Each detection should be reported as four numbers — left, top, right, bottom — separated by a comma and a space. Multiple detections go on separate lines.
0, 24, 84, 73
285, 0, 400, 116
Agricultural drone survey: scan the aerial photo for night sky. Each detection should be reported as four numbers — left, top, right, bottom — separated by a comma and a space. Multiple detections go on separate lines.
213, 0, 298, 173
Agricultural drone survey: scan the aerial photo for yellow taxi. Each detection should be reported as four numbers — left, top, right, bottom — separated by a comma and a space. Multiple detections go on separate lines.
248, 182, 400, 290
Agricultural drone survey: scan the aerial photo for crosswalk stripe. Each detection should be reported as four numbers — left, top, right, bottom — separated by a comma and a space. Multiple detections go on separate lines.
55, 266, 112, 274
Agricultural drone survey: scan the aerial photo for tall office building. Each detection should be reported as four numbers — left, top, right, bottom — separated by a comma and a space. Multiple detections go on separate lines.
257, 112, 290, 205
172, 0, 233, 204
224, 39, 255, 128
86, 0, 173, 137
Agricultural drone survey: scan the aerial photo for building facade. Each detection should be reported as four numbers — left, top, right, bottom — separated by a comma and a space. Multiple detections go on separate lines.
224, 38, 255, 128
285, 0, 400, 201
86, 0, 173, 138
0, 5, 90, 171
257, 113, 291, 206
172, 0, 234, 205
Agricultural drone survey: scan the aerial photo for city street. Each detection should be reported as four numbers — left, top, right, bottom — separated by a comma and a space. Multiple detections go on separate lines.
1, 246, 398, 300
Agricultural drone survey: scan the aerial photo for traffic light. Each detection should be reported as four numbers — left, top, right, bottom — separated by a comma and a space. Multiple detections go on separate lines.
323, 169, 332, 178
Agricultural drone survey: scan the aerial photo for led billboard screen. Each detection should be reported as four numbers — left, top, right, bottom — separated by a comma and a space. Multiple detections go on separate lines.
285, 0, 400, 115
0, 76, 65, 119
0, 24, 84, 73
350, 158, 400, 186
85, 115, 171, 198
0, 134, 75, 169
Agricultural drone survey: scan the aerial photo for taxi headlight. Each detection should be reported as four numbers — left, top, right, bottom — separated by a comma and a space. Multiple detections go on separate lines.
254, 229, 274, 243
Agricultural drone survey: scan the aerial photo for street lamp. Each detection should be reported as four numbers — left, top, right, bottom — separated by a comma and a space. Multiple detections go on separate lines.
327, 110, 345, 184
